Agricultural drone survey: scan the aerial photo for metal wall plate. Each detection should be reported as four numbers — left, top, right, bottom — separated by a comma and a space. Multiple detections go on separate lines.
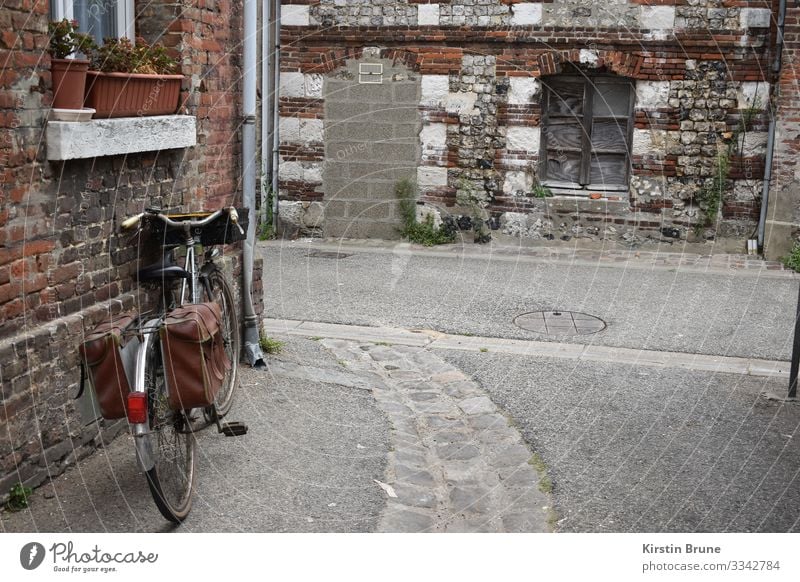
359, 63, 383, 84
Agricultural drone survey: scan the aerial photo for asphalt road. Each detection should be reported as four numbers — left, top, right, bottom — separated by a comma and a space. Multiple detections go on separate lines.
441, 350, 800, 532
260, 240, 798, 361
0, 337, 390, 533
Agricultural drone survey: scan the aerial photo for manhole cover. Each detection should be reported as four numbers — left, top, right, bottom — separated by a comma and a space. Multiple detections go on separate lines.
305, 250, 352, 259
513, 311, 606, 336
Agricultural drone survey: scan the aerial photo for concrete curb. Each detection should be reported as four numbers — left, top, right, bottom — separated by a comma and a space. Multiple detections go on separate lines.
264, 318, 790, 379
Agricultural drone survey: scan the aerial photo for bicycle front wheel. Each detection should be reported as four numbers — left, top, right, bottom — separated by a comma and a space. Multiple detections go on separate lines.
144, 332, 196, 523
203, 268, 240, 418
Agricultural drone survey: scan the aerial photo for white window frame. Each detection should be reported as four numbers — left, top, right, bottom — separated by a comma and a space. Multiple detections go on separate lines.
51, 0, 135, 44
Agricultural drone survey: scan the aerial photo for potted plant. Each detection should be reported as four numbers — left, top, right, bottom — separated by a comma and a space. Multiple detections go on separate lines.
48, 19, 95, 111
85, 37, 183, 118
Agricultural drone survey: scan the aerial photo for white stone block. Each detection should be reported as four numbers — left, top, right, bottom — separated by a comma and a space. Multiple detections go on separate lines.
737, 82, 770, 110
278, 200, 304, 227
640, 6, 675, 29
632, 129, 667, 156
508, 77, 540, 105
420, 123, 447, 149
279, 117, 323, 143
503, 171, 533, 195
416, 204, 442, 229
635, 80, 670, 109
300, 118, 324, 142
740, 8, 771, 30
511, 3, 542, 26
305, 162, 323, 183
282, 4, 310, 26
506, 126, 541, 152
420, 75, 450, 106
417, 166, 448, 188
445, 91, 479, 114
279, 116, 301, 142
278, 160, 323, 183
278, 160, 304, 181
304, 74, 324, 98
632, 129, 652, 156
418, 4, 440, 26
280, 72, 305, 98
742, 131, 769, 156
579, 49, 599, 68
47, 115, 196, 161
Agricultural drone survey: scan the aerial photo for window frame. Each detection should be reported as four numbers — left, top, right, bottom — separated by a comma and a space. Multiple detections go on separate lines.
50, 0, 135, 45
539, 72, 635, 195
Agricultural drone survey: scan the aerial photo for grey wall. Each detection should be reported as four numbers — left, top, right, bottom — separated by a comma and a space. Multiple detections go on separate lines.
323, 57, 421, 239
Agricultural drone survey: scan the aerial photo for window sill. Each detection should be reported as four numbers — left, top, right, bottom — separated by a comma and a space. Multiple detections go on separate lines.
46, 115, 197, 161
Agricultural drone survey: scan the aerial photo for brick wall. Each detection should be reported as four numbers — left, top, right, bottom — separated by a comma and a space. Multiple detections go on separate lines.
0, 1, 260, 497
765, 2, 800, 259
278, 0, 779, 245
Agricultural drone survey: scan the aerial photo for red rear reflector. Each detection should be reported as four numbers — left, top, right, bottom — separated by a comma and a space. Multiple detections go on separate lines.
127, 393, 147, 424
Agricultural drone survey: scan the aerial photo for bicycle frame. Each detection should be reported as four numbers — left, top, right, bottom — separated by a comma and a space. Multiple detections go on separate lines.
133, 227, 201, 473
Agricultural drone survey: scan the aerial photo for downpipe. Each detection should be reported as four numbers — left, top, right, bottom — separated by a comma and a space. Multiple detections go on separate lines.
757, 0, 787, 251
242, 0, 266, 369
272, 0, 281, 231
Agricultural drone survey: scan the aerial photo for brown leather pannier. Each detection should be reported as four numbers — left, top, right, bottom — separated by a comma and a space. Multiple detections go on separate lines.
78, 313, 135, 419
160, 302, 231, 411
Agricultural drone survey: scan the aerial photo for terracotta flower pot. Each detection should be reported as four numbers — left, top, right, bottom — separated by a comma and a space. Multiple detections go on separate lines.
84, 71, 183, 118
51, 58, 90, 110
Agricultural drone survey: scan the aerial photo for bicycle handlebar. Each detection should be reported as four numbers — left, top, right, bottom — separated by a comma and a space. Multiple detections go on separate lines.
121, 207, 245, 235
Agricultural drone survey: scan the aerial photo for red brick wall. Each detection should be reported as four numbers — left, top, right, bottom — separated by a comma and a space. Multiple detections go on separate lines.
0, 1, 259, 496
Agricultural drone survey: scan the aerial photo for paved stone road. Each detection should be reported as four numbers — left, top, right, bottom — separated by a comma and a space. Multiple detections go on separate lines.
318, 338, 552, 532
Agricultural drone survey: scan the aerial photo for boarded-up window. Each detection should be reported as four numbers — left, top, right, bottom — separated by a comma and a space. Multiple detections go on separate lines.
540, 73, 634, 194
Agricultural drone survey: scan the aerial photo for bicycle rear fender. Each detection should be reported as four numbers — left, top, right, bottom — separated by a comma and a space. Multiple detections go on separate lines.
132, 318, 162, 472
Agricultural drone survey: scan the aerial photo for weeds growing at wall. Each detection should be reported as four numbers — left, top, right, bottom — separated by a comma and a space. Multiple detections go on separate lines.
532, 183, 554, 199
782, 243, 800, 272
259, 184, 276, 241
259, 333, 284, 354
396, 179, 455, 246
5, 483, 32, 512
696, 99, 762, 228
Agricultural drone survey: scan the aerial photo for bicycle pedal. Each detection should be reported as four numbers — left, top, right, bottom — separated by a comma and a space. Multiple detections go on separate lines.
219, 421, 248, 437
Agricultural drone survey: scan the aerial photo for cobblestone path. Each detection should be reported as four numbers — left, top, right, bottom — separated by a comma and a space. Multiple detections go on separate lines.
318, 339, 553, 532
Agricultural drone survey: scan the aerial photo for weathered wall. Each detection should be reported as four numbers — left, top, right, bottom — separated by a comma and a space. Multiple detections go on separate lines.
0, 0, 260, 498
765, 3, 800, 260
320, 56, 420, 239
279, 0, 776, 247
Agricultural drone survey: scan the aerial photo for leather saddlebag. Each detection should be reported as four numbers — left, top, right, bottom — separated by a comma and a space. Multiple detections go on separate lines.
160, 302, 231, 411
78, 313, 135, 419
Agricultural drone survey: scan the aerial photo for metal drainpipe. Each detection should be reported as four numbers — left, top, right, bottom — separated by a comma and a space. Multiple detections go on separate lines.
271, 0, 281, 231
261, 0, 271, 213
757, 0, 788, 252
241, 0, 266, 369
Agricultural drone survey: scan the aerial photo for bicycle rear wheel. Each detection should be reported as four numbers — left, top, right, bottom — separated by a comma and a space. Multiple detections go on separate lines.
203, 268, 240, 418
144, 332, 196, 523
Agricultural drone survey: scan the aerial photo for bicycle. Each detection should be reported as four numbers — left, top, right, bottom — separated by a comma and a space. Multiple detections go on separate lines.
120, 206, 249, 523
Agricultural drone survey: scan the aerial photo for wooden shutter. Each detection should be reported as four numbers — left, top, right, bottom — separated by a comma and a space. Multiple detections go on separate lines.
541, 74, 633, 193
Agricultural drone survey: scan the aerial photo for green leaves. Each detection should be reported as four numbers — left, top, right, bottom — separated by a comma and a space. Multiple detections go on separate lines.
6, 483, 33, 512
48, 19, 96, 59
396, 179, 455, 246
90, 38, 178, 75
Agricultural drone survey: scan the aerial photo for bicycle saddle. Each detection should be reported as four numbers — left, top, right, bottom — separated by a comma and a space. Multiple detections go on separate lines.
137, 254, 190, 282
